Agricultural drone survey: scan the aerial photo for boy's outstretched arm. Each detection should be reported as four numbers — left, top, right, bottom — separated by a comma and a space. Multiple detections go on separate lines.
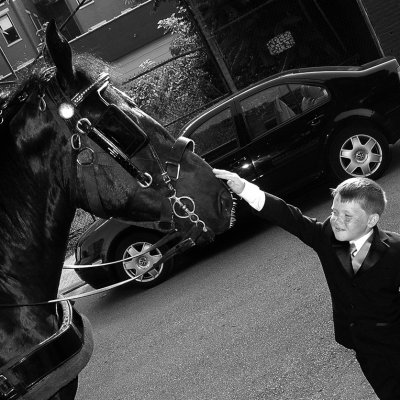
213, 168, 320, 247
213, 168, 266, 211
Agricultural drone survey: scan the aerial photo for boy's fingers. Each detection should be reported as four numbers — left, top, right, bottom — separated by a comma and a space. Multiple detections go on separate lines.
213, 168, 237, 180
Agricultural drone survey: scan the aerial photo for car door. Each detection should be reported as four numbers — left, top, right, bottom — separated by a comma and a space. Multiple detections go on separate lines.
237, 82, 331, 194
184, 105, 258, 183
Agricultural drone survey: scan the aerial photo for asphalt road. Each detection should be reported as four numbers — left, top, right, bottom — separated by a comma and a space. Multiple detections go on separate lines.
73, 143, 400, 400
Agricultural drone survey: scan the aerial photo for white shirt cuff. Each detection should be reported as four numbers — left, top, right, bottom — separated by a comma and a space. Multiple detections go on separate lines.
239, 181, 265, 211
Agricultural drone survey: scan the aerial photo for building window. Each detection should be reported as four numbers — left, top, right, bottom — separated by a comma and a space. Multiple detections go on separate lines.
0, 14, 21, 45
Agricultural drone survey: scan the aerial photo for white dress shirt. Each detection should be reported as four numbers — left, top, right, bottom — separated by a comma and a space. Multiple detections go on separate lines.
350, 230, 374, 256
238, 181, 265, 211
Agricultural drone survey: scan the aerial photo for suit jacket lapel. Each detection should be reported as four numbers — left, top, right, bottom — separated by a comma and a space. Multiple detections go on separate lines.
330, 226, 389, 277
359, 227, 390, 273
331, 235, 353, 277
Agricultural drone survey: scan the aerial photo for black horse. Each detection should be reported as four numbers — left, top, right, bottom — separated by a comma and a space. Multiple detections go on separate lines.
0, 21, 233, 399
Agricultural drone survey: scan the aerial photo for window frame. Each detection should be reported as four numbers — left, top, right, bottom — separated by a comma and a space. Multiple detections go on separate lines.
0, 12, 21, 46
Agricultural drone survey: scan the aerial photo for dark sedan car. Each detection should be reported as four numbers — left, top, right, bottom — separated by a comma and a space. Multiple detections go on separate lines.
74, 56, 400, 288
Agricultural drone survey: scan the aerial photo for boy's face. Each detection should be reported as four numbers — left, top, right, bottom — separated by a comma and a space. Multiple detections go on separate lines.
330, 194, 379, 242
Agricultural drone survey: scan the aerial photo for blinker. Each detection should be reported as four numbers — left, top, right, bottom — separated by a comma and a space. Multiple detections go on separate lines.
95, 104, 148, 158
58, 102, 75, 119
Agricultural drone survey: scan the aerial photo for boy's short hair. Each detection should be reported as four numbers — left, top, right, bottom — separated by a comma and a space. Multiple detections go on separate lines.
331, 177, 387, 216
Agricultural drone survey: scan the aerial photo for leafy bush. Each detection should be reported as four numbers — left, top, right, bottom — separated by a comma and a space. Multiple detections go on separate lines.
121, 7, 226, 135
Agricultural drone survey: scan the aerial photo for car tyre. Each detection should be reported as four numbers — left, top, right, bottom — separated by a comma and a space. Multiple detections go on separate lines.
112, 231, 174, 288
328, 123, 390, 181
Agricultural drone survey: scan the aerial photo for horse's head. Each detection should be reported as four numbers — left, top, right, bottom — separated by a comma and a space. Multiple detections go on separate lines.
41, 20, 234, 248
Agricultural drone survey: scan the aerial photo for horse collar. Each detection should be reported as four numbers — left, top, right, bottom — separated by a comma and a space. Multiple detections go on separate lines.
0, 301, 93, 399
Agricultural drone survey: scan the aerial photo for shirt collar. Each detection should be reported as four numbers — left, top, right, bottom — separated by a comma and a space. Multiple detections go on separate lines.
350, 230, 374, 253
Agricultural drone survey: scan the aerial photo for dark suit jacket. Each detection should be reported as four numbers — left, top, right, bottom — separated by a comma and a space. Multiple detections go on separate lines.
257, 192, 400, 353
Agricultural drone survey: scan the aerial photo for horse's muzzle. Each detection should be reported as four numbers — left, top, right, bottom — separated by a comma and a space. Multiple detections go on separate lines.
218, 185, 236, 232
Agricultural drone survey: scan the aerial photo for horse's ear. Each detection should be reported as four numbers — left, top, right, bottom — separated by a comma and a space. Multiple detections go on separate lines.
45, 19, 75, 84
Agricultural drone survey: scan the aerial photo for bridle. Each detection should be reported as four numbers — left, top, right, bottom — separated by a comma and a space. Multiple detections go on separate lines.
44, 68, 217, 253
0, 67, 233, 307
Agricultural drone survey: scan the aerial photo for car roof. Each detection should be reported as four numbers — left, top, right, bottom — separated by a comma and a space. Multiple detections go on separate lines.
180, 57, 396, 136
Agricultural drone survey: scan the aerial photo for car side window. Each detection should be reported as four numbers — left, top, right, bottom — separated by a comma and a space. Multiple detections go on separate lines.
289, 83, 329, 112
240, 84, 299, 139
188, 108, 238, 158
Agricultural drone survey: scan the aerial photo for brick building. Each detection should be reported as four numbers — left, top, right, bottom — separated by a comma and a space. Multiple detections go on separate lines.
0, 0, 400, 83
0, 0, 175, 80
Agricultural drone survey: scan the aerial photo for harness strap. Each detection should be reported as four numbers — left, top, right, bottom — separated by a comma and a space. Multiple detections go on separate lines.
0, 301, 92, 400
158, 196, 174, 231
153, 223, 213, 268
166, 137, 195, 180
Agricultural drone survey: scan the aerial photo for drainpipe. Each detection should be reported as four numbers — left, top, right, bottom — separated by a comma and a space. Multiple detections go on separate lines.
355, 0, 384, 57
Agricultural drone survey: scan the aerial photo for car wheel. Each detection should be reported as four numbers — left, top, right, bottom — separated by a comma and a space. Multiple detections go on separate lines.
328, 124, 390, 181
112, 231, 174, 288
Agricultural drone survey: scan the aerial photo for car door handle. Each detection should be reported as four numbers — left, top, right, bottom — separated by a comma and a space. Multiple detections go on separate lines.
310, 115, 324, 127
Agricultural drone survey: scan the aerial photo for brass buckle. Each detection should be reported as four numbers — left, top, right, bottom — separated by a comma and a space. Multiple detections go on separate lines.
165, 161, 180, 180
0, 375, 16, 399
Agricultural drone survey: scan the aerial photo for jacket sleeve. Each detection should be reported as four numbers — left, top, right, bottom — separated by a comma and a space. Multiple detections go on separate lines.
255, 191, 324, 250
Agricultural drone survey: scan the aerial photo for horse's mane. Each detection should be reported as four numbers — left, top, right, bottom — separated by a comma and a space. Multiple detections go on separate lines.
1, 54, 112, 105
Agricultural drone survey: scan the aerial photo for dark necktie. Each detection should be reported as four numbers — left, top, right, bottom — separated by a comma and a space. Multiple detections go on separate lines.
349, 242, 357, 275
349, 242, 357, 259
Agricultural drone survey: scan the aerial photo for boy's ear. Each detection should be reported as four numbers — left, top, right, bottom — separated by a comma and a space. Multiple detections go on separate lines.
367, 213, 379, 228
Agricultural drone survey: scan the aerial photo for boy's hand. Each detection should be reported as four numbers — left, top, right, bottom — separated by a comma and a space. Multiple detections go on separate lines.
213, 168, 245, 194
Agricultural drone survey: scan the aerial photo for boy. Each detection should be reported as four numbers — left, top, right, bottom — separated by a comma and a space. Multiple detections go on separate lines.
213, 168, 400, 400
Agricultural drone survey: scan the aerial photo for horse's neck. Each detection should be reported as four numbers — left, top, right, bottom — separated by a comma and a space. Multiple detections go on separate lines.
0, 177, 75, 363
0, 182, 75, 298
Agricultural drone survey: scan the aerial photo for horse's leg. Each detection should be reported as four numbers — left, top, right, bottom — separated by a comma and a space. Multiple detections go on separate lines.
48, 377, 79, 400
